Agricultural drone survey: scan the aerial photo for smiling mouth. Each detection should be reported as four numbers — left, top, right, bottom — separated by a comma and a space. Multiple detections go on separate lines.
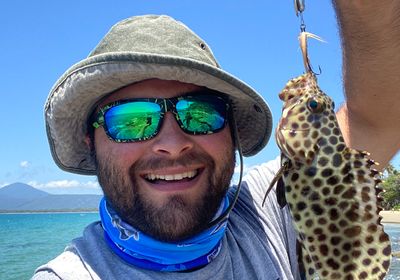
143, 169, 199, 183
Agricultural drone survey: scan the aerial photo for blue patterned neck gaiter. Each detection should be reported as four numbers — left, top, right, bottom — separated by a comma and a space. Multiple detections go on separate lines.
99, 196, 229, 271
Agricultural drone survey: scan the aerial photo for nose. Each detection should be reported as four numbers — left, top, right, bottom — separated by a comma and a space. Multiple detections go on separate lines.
151, 112, 194, 157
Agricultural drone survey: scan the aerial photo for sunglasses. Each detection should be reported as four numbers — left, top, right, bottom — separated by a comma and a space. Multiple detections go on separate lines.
92, 93, 229, 142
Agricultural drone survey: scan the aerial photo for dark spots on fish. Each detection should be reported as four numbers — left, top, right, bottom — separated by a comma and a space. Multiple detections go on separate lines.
329, 115, 335, 121
333, 127, 341, 135
363, 258, 371, 266
333, 184, 345, 195
312, 204, 324, 216
285, 185, 292, 193
327, 176, 339, 185
328, 223, 340, 233
379, 232, 389, 242
336, 143, 346, 152
321, 127, 331, 136
318, 157, 329, 167
322, 187, 330, 196
342, 242, 352, 251
304, 139, 312, 148
354, 160, 363, 168
308, 268, 315, 276
318, 234, 326, 242
317, 137, 327, 146
293, 141, 300, 149
289, 130, 296, 138
341, 163, 352, 175
298, 115, 305, 121
301, 186, 311, 196
342, 188, 357, 199
312, 121, 322, 129
345, 209, 359, 222
352, 250, 362, 258
328, 136, 338, 145
291, 122, 299, 130
344, 264, 356, 273
297, 202, 307, 211
318, 218, 327, 226
311, 131, 319, 139
365, 236, 374, 244
313, 228, 323, 235
343, 151, 352, 160
327, 258, 340, 270
338, 201, 349, 209
368, 248, 377, 256
328, 122, 335, 128
342, 173, 354, 184
291, 172, 299, 182
321, 270, 329, 277
331, 236, 342, 245
361, 190, 370, 203
339, 219, 348, 227
365, 204, 373, 211
344, 225, 361, 237
301, 130, 310, 138
301, 123, 309, 130
305, 166, 317, 177
312, 178, 322, 188
309, 192, 320, 201
329, 208, 340, 220
294, 213, 301, 221
372, 267, 380, 274
382, 259, 391, 270
383, 245, 391, 256
321, 168, 333, 177
341, 254, 349, 263
319, 244, 329, 256
325, 197, 337, 206
305, 219, 313, 227
332, 153, 342, 167
358, 271, 368, 279
323, 146, 334, 155
368, 224, 378, 233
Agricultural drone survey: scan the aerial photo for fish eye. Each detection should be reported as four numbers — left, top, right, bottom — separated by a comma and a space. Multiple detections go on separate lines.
307, 98, 325, 113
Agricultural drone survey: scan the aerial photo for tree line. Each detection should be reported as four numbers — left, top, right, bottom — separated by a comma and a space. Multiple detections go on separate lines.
381, 163, 400, 210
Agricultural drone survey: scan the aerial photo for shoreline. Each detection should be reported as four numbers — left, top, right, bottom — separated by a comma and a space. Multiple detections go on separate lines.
381, 211, 400, 224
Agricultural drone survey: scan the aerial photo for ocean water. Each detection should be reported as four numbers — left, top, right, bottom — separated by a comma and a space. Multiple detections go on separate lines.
0, 213, 399, 280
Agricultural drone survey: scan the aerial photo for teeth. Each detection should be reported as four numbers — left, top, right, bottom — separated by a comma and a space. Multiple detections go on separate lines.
145, 170, 197, 181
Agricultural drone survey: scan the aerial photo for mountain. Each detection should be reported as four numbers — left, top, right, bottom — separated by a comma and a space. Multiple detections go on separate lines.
0, 183, 101, 212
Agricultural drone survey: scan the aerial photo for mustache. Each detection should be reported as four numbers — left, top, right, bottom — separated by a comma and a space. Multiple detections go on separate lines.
131, 151, 215, 172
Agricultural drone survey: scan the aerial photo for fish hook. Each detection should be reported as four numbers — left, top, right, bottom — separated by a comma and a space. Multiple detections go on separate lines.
299, 31, 324, 74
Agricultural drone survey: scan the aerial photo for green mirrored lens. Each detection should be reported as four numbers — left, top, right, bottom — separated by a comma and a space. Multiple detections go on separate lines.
176, 98, 225, 133
104, 102, 161, 141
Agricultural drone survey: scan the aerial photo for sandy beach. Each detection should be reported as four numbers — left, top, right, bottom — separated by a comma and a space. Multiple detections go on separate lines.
381, 211, 400, 224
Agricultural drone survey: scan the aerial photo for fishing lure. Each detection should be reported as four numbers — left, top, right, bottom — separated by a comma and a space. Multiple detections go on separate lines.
264, 32, 392, 279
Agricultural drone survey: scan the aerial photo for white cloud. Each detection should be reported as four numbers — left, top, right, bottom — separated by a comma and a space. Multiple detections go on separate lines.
20, 161, 29, 168
28, 180, 100, 189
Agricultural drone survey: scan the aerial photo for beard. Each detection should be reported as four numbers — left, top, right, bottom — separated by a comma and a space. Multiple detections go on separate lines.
95, 148, 235, 242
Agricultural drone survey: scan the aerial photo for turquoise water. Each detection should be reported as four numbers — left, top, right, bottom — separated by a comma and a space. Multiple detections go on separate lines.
0, 213, 399, 279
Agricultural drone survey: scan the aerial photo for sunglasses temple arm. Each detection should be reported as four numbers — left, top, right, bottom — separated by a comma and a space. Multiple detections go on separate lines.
207, 113, 243, 227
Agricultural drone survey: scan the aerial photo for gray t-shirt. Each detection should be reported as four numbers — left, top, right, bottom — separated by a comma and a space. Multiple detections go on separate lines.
32, 158, 301, 280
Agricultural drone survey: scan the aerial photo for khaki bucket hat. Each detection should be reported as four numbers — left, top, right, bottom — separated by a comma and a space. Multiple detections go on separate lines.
45, 15, 273, 175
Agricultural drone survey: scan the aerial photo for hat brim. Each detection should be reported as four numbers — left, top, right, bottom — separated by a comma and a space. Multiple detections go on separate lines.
45, 52, 273, 175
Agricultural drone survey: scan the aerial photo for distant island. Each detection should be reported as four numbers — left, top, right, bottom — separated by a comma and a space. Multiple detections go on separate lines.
0, 182, 102, 213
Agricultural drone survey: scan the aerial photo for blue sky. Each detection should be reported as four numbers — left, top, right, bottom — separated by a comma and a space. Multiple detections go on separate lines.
1, 1, 397, 194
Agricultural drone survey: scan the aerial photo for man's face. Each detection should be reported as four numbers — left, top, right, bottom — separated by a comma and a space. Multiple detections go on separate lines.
92, 79, 235, 242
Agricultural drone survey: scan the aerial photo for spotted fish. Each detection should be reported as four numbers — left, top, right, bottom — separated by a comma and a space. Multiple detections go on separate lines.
270, 71, 392, 279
